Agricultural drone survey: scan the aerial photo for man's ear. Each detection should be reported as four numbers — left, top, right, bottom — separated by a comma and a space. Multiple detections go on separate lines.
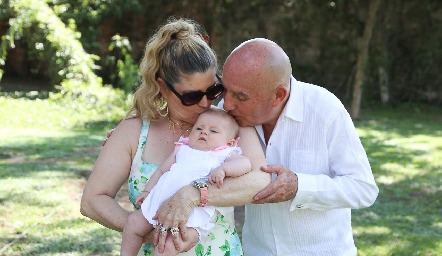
272, 85, 288, 107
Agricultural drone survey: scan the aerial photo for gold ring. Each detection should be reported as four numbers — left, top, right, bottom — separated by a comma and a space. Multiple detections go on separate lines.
170, 227, 179, 236
159, 226, 168, 234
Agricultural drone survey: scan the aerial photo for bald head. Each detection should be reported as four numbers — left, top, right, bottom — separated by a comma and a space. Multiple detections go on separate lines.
224, 38, 292, 90
221, 38, 292, 128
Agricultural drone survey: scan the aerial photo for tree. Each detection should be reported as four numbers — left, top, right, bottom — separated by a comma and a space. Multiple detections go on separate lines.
350, 0, 381, 119
0, 0, 101, 90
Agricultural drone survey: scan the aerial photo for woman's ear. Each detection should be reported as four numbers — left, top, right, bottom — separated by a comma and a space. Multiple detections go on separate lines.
157, 77, 167, 96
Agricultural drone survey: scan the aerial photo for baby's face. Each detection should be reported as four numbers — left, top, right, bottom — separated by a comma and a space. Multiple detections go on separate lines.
188, 114, 233, 151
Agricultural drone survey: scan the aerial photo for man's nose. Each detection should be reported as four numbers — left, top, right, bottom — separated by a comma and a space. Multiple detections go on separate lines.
222, 93, 234, 111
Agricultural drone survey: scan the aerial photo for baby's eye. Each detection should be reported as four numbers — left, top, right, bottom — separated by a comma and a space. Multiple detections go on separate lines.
210, 130, 218, 133
196, 127, 202, 131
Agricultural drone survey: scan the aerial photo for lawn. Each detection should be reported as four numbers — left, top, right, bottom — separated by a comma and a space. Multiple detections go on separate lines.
0, 94, 441, 255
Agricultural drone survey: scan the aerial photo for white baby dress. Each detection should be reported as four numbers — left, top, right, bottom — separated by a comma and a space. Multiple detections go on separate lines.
141, 138, 241, 235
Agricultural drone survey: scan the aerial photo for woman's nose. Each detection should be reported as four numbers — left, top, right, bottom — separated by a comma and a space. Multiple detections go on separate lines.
198, 95, 211, 108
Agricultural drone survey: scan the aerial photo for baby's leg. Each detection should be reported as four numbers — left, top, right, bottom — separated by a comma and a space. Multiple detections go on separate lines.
121, 210, 153, 256
154, 227, 199, 256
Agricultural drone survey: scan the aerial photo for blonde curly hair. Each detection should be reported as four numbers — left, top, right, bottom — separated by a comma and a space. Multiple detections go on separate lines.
128, 17, 218, 120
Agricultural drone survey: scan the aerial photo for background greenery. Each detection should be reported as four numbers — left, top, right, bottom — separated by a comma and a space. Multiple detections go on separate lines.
1, 0, 441, 104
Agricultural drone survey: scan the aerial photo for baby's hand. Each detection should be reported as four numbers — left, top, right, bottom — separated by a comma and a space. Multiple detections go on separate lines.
135, 191, 150, 206
209, 168, 226, 189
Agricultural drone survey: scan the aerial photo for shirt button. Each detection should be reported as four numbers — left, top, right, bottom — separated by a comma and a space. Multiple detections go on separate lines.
296, 204, 304, 209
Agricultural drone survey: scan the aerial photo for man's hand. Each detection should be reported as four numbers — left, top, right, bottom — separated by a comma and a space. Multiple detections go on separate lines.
252, 165, 298, 204
101, 128, 115, 146
153, 186, 198, 252
209, 168, 226, 189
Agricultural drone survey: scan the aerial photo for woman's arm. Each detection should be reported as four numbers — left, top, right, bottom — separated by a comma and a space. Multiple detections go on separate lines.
80, 118, 141, 232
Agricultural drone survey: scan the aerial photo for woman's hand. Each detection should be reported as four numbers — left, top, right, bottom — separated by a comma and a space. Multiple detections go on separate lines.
153, 186, 199, 252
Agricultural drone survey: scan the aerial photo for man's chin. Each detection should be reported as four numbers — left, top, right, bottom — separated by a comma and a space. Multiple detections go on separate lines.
235, 118, 251, 127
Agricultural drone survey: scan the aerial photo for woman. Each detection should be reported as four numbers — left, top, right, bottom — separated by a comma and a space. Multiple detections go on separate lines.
80, 17, 269, 255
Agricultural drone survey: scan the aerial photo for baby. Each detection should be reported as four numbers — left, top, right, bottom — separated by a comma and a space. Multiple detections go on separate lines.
121, 108, 251, 255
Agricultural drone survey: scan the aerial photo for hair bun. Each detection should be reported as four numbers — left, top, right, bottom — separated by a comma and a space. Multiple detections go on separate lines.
171, 24, 195, 40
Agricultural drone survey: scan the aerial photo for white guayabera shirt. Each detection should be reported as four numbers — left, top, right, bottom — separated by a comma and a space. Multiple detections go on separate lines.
236, 76, 378, 256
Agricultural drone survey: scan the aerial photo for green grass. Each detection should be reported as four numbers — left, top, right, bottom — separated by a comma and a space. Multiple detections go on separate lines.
353, 104, 442, 256
0, 94, 125, 255
1, 94, 441, 255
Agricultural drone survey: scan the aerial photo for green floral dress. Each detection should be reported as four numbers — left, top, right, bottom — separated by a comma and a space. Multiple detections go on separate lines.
128, 118, 243, 256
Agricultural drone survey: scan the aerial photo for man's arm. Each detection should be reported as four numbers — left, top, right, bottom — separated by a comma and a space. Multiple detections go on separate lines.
253, 110, 379, 210
289, 110, 379, 210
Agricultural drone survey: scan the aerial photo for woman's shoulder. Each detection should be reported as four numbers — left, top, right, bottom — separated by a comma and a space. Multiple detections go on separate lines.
111, 116, 144, 143
120, 115, 144, 126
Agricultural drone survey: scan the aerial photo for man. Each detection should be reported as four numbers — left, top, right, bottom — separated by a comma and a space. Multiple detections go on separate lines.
218, 38, 378, 255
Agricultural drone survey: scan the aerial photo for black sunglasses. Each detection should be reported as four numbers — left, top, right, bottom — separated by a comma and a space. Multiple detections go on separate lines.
164, 74, 224, 106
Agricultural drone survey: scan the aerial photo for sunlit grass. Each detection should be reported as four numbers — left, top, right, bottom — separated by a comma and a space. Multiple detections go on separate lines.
0, 95, 124, 255
352, 104, 442, 256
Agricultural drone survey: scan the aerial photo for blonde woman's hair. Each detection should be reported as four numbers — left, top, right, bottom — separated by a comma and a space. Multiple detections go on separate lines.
128, 17, 218, 119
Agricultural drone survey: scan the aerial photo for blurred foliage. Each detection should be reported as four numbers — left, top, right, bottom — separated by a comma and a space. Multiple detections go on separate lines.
0, 0, 441, 105
106, 34, 140, 93
0, 0, 101, 89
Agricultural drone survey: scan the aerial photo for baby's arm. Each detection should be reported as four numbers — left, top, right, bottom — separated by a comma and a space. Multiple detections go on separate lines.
135, 151, 176, 206
209, 152, 251, 188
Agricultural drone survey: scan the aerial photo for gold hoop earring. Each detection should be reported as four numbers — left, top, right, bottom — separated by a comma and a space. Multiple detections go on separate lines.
158, 105, 169, 117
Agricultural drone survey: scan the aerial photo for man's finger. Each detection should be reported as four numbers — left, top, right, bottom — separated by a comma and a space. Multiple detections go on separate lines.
252, 192, 275, 204
253, 183, 275, 201
260, 165, 280, 174
106, 128, 115, 138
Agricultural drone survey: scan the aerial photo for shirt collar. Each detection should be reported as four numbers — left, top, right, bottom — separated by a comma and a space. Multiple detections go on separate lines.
254, 75, 304, 145
282, 75, 304, 122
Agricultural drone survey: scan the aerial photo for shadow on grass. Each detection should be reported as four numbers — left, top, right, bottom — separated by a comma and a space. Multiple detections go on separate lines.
2, 218, 119, 255
0, 128, 108, 178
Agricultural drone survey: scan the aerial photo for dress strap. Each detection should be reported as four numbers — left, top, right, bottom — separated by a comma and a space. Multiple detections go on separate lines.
133, 117, 150, 165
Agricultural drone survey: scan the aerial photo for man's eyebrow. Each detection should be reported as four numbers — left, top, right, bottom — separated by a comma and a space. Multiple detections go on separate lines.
233, 91, 248, 98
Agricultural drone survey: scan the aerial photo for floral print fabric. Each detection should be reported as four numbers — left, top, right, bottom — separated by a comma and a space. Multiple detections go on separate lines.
128, 118, 243, 256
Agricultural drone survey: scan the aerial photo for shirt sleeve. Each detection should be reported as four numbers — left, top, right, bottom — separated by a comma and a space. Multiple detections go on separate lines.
290, 110, 379, 211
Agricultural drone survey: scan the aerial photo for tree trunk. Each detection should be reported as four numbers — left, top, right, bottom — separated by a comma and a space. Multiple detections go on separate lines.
379, 66, 389, 104
350, 0, 381, 119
